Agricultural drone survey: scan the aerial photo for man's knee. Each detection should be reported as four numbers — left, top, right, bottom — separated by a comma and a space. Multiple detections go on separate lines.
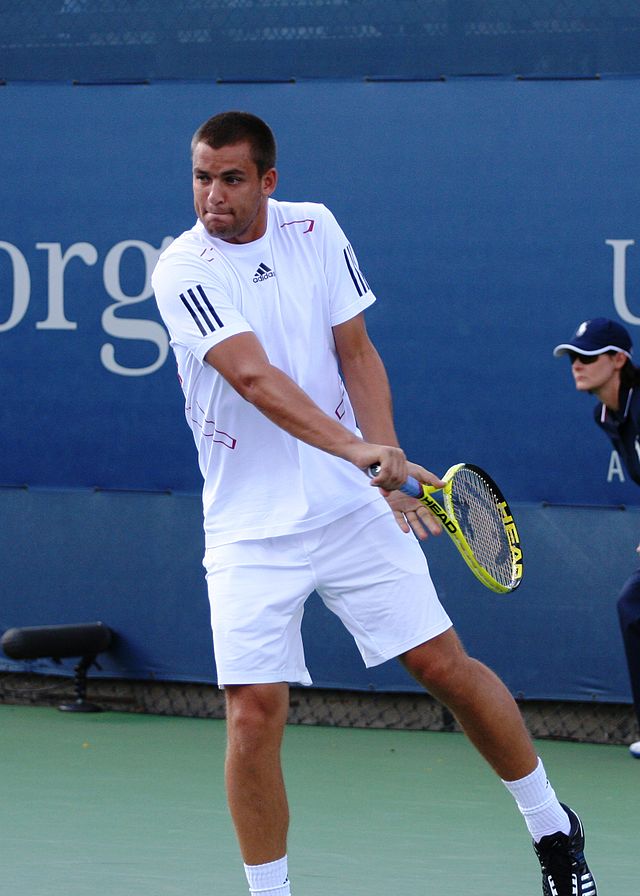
400, 628, 469, 692
225, 683, 289, 750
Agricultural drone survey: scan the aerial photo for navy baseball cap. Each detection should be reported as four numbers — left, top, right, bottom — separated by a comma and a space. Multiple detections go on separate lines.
553, 317, 632, 359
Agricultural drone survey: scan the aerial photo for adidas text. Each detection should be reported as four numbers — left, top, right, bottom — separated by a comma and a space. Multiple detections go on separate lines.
253, 263, 275, 283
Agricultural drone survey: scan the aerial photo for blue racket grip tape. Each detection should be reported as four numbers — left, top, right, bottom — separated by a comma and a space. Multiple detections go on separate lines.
367, 464, 422, 499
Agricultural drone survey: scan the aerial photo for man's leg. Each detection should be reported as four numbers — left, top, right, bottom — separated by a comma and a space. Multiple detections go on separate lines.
400, 627, 536, 780
401, 628, 598, 894
224, 682, 290, 865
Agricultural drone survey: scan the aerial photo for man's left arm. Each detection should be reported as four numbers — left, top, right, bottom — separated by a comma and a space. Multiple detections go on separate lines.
333, 313, 443, 538
332, 312, 398, 447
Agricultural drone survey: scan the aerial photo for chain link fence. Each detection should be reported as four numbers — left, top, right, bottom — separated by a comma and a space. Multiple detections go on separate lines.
0, 672, 635, 744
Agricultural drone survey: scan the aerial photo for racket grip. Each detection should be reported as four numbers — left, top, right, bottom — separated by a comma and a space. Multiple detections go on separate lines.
367, 465, 423, 499
398, 476, 423, 498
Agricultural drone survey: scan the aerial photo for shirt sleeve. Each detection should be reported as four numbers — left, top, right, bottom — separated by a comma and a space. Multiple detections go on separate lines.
152, 251, 253, 365
318, 205, 376, 327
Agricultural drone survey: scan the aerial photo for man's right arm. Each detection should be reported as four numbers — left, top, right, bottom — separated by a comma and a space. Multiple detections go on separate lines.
204, 331, 410, 490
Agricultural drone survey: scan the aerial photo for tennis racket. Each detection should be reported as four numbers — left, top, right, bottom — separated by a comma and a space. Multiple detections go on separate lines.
369, 462, 523, 593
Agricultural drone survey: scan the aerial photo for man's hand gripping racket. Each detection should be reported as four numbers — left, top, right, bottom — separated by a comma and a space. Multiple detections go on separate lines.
369, 462, 523, 594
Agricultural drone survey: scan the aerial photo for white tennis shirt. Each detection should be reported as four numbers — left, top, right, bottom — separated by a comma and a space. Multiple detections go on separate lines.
153, 198, 382, 547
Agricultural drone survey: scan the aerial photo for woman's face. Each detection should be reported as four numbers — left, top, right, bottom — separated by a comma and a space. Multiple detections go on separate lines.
569, 351, 626, 393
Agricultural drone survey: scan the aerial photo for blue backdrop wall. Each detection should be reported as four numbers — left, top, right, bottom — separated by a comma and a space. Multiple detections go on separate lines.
4, 1, 640, 82
2, 76, 640, 701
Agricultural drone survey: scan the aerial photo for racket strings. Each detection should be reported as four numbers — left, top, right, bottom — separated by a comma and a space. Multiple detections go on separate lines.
447, 469, 515, 587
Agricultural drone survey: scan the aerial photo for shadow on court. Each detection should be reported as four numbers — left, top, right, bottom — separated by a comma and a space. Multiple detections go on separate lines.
0, 704, 634, 895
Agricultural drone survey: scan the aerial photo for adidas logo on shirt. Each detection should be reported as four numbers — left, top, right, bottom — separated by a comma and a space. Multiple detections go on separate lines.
253, 263, 275, 283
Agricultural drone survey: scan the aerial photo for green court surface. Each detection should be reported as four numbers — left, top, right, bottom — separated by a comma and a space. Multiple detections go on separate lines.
0, 704, 635, 895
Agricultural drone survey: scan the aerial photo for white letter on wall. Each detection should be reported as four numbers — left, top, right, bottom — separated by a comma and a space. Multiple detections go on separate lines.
101, 238, 172, 376
0, 241, 31, 332
607, 450, 625, 483
606, 239, 640, 324
35, 242, 98, 330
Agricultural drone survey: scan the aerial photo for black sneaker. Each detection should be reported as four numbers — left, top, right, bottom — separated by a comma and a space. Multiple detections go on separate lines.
533, 804, 597, 895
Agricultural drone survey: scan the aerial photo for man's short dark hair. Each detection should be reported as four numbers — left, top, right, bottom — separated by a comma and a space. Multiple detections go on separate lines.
191, 111, 277, 175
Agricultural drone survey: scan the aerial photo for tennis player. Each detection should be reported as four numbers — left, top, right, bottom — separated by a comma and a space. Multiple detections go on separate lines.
555, 316, 640, 759
152, 110, 597, 896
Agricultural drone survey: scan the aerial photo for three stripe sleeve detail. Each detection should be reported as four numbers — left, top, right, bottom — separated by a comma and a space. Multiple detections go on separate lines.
179, 284, 224, 336
343, 244, 370, 297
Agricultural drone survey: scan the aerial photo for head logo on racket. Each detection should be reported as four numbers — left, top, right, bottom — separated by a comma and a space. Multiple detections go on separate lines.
369, 462, 523, 594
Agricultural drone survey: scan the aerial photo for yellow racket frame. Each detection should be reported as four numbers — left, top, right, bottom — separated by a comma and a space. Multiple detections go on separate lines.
416, 463, 523, 594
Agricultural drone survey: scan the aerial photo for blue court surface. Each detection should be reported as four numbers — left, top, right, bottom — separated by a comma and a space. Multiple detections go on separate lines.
1, 704, 635, 895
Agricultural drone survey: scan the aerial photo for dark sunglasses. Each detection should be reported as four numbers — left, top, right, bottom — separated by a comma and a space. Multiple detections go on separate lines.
567, 350, 612, 365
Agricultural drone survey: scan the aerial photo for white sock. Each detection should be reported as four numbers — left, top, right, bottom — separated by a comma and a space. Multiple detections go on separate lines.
244, 856, 291, 896
502, 757, 571, 842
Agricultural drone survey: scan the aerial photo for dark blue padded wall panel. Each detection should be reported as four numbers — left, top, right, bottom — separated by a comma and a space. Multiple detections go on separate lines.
0, 489, 634, 703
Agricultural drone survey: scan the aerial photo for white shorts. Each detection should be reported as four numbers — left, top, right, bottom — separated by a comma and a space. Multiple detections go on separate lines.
203, 501, 452, 686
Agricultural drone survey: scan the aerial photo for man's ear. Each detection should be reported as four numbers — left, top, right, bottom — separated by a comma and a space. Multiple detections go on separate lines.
262, 168, 278, 197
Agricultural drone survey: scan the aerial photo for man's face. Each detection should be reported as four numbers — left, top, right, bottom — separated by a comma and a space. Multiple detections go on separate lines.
192, 140, 277, 244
